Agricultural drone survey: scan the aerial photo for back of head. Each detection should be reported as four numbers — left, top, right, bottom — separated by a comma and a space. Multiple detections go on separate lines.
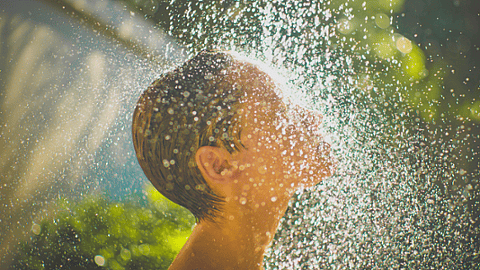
132, 50, 245, 222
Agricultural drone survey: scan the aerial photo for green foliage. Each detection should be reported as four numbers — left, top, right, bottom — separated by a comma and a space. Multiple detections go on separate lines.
120, 0, 479, 221
12, 184, 195, 270
125, 0, 478, 124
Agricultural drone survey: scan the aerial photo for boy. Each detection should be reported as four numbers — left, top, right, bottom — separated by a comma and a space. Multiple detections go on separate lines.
132, 50, 335, 269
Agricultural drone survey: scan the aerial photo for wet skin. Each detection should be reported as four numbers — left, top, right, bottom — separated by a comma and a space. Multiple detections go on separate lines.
168, 61, 335, 270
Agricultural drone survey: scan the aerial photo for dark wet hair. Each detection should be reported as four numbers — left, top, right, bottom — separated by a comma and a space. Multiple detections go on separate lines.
132, 50, 246, 222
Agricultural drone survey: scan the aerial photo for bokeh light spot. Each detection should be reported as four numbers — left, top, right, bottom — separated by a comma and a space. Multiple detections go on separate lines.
375, 13, 390, 29
120, 248, 131, 261
471, 101, 480, 120
31, 223, 41, 235
374, 42, 395, 59
396, 35, 413, 53
94, 255, 106, 266
337, 18, 355, 35
402, 45, 427, 80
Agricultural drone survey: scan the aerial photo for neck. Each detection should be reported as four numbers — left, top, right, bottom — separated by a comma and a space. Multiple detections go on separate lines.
168, 194, 292, 270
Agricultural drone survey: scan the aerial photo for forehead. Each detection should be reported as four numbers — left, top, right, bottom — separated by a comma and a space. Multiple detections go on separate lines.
222, 63, 286, 138
227, 61, 283, 107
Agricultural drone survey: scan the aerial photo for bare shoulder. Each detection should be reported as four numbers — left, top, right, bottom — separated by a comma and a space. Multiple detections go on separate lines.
168, 240, 205, 270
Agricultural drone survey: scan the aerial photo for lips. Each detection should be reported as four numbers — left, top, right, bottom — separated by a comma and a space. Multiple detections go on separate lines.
305, 134, 336, 178
315, 140, 331, 155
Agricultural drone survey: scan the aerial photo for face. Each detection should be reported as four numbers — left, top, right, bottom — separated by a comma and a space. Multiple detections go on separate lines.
230, 62, 335, 203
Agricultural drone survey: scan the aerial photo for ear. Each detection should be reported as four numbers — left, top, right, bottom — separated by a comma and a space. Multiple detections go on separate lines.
195, 146, 234, 185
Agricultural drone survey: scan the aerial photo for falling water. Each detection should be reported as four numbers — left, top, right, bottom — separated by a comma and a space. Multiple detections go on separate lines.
1, 0, 479, 269
163, 0, 480, 268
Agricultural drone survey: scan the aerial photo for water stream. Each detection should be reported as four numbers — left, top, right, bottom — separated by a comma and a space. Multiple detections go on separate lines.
1, 0, 478, 269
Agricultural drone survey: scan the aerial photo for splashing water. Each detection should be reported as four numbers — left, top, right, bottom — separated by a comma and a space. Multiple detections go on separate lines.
1, 0, 479, 269
167, 0, 480, 268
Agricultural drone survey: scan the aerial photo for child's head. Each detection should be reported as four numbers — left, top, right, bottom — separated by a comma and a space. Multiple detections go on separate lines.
132, 51, 242, 221
132, 50, 334, 222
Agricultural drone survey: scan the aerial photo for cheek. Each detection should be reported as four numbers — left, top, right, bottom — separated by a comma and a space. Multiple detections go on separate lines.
268, 125, 306, 171
274, 121, 308, 155
275, 121, 335, 181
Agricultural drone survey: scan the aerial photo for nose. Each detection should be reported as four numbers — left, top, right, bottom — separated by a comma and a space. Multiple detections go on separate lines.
303, 108, 323, 125
292, 105, 323, 136
281, 98, 323, 134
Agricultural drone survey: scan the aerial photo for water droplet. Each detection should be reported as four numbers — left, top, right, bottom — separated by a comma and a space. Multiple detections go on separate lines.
258, 165, 267, 174
163, 159, 170, 168
239, 197, 247, 205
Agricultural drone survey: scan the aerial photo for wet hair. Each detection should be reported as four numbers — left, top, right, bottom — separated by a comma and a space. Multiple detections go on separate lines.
132, 50, 246, 222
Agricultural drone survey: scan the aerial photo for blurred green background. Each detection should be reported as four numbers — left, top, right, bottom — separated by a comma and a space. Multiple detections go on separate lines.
1, 0, 479, 269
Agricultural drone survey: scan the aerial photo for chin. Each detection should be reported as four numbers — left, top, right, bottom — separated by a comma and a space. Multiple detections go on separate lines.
300, 159, 337, 187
